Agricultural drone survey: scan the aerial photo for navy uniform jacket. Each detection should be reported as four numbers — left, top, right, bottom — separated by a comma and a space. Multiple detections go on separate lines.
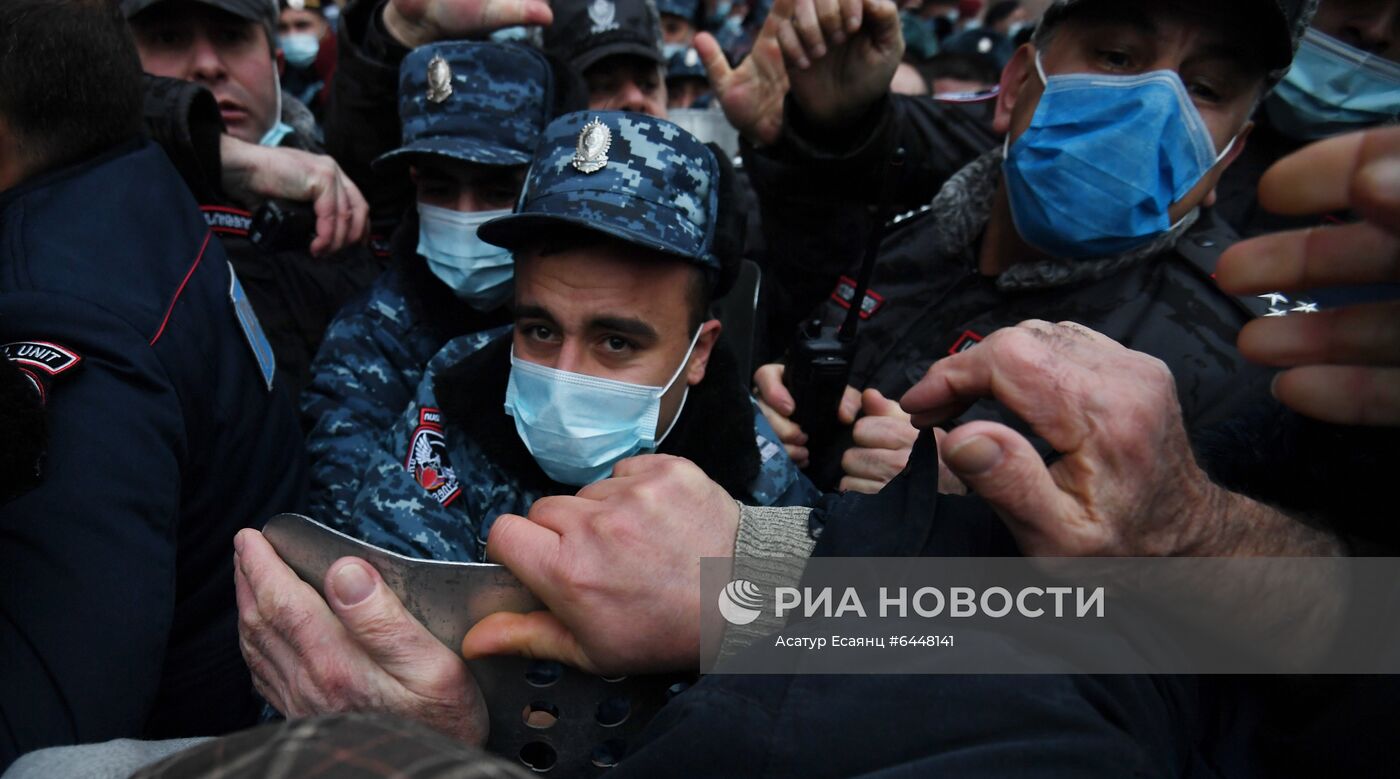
0, 140, 307, 767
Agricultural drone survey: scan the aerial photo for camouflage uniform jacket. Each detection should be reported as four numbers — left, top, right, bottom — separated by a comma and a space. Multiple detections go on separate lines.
301, 218, 511, 522
338, 329, 819, 562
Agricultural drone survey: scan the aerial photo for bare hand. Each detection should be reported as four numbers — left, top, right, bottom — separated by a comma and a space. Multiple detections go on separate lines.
233, 529, 488, 744
899, 321, 1221, 557
1217, 127, 1400, 427
383, 0, 553, 48
698, 0, 794, 146
461, 456, 741, 676
838, 388, 918, 493
219, 136, 368, 257
778, 0, 903, 129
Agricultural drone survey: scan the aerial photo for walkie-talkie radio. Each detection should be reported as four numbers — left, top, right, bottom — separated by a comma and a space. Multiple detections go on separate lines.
785, 148, 905, 484
249, 199, 318, 254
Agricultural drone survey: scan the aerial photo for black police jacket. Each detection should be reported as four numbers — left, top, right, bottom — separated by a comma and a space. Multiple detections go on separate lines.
0, 139, 307, 767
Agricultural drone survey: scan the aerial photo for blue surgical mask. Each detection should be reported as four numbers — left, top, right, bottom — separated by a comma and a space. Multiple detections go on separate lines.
1003, 52, 1236, 260
503, 328, 704, 486
279, 33, 320, 68
416, 203, 515, 310
1266, 28, 1400, 142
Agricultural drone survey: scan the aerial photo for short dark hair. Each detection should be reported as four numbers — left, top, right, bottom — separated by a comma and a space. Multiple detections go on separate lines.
0, 0, 145, 176
920, 51, 1002, 88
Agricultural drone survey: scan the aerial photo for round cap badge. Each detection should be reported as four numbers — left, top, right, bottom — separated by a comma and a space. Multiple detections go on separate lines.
572, 118, 612, 174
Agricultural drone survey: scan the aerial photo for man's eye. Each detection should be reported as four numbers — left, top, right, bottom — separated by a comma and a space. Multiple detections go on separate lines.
215, 26, 250, 45
523, 325, 556, 342
485, 189, 518, 207
1188, 81, 1223, 103
602, 336, 635, 353
1097, 49, 1133, 69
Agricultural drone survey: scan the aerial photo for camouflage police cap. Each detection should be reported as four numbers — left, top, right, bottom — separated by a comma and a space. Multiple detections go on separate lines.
374, 41, 554, 171
656, 0, 699, 19
666, 46, 707, 82
478, 111, 721, 273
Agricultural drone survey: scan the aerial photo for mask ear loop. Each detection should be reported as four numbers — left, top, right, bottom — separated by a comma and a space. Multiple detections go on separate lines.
653, 325, 706, 447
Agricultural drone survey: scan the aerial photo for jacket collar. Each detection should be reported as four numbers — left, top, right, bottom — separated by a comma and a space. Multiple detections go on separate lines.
928, 148, 1200, 293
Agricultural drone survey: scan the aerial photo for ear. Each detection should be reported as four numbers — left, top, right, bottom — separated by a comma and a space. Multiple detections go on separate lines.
993, 43, 1036, 135
1204, 121, 1253, 208
685, 319, 723, 386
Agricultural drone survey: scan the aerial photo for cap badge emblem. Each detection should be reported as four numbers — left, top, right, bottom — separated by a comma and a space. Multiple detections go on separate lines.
426, 54, 453, 104
573, 118, 612, 174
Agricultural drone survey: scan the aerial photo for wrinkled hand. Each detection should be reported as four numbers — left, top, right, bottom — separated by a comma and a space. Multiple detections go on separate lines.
698, 0, 794, 146
233, 529, 488, 744
753, 362, 861, 468
1217, 127, 1400, 427
219, 136, 367, 257
383, 0, 553, 48
462, 456, 741, 676
777, 0, 902, 130
839, 388, 918, 493
900, 321, 1223, 557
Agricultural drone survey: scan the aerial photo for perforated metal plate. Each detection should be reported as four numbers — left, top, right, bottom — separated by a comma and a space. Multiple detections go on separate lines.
262, 514, 692, 774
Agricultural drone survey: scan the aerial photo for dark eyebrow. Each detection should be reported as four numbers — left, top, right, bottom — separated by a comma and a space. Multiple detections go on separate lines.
513, 304, 558, 325
588, 316, 658, 341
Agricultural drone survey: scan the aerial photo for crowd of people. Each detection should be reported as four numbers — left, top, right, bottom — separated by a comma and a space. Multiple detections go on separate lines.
1, 0, 1397, 775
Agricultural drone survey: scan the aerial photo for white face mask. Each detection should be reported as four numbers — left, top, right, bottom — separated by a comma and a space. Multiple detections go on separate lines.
416, 203, 515, 310
502, 327, 703, 486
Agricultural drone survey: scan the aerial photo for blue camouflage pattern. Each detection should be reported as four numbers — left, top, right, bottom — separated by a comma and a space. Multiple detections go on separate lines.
300, 267, 500, 523
339, 330, 817, 562
478, 110, 721, 271
375, 41, 554, 169
656, 0, 698, 18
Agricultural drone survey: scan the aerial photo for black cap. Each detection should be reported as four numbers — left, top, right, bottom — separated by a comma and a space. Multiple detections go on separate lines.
121, 0, 277, 26
1037, 0, 1317, 80
544, 0, 665, 73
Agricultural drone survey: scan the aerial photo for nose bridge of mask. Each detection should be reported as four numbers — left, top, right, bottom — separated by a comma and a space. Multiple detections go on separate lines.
417, 203, 514, 263
1290, 28, 1400, 112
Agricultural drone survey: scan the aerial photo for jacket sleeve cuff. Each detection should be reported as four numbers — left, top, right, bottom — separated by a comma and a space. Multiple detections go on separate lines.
719, 503, 817, 659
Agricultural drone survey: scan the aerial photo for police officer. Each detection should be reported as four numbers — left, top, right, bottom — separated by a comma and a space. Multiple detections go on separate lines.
0, 0, 305, 766
124, 0, 384, 393
545, 0, 671, 118
332, 111, 817, 562
302, 41, 558, 524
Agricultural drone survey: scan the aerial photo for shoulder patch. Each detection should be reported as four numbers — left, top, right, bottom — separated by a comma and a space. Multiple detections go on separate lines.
228, 263, 276, 391
202, 205, 254, 237
4, 341, 81, 406
406, 407, 462, 507
3, 341, 81, 376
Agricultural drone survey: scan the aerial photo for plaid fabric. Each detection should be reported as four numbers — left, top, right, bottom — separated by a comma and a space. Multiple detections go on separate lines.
133, 714, 529, 779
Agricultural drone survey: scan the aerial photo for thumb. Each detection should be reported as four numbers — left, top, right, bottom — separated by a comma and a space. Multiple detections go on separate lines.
325, 558, 442, 676
461, 611, 600, 674
861, 388, 907, 419
941, 422, 1079, 543
695, 32, 732, 88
